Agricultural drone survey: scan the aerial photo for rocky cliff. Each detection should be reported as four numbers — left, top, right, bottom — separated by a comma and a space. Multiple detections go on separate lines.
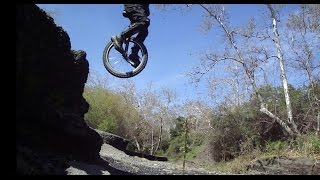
16, 4, 103, 174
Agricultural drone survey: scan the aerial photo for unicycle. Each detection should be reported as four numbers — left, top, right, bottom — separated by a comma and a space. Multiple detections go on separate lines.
103, 37, 148, 78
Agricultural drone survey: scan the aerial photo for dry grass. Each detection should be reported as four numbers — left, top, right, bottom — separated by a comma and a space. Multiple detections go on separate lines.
176, 133, 320, 174
201, 146, 320, 174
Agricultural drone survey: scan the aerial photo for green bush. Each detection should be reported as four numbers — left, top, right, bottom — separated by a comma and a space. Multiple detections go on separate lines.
208, 105, 259, 162
83, 87, 120, 133
208, 128, 243, 162
185, 144, 205, 160
165, 136, 190, 160
155, 135, 170, 156
265, 140, 288, 153
97, 115, 117, 132
295, 133, 320, 155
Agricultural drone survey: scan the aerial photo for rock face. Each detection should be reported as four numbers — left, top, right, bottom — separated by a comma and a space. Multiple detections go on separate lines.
95, 129, 168, 161
16, 4, 103, 174
95, 129, 130, 151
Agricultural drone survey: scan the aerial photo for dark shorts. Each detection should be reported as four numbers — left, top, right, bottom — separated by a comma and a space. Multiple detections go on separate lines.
123, 9, 149, 23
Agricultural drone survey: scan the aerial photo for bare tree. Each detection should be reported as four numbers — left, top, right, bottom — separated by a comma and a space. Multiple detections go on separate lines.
181, 100, 213, 133
285, 3, 319, 88
266, 4, 300, 135
187, 4, 299, 137
285, 4, 320, 134
116, 80, 149, 152
86, 70, 109, 89
154, 87, 178, 155
116, 80, 179, 154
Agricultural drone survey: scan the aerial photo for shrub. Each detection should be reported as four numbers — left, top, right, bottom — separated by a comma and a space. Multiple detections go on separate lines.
294, 133, 320, 156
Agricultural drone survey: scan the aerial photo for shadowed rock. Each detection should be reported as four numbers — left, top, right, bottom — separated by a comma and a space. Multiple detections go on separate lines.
16, 4, 102, 174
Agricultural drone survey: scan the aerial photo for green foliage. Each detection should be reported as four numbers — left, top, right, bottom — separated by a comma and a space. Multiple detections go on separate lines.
83, 85, 143, 137
251, 84, 304, 116
248, 84, 320, 140
155, 134, 171, 156
165, 135, 190, 160
97, 115, 117, 132
294, 133, 320, 156
165, 135, 204, 161
208, 128, 243, 161
257, 133, 320, 159
164, 117, 205, 161
208, 105, 259, 162
204, 82, 320, 163
204, 155, 256, 174
265, 140, 288, 154
185, 144, 205, 160
169, 116, 185, 138
84, 84, 160, 155
83, 87, 120, 133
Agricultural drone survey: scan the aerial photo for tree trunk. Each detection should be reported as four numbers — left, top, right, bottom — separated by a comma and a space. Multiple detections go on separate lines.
133, 136, 141, 152
183, 118, 188, 175
154, 117, 163, 156
150, 127, 154, 155
267, 4, 300, 136
317, 112, 319, 136
260, 105, 295, 137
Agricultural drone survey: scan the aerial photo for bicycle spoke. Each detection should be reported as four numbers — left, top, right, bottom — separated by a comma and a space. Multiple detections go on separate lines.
103, 38, 148, 78
108, 45, 135, 73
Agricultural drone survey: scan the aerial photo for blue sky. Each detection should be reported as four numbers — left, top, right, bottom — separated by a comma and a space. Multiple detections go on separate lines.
36, 4, 306, 104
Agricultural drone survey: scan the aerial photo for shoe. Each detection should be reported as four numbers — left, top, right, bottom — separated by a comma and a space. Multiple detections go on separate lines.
111, 36, 123, 53
129, 53, 141, 68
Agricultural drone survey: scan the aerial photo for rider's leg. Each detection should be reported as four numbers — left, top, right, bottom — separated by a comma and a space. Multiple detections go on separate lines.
122, 16, 149, 68
111, 15, 140, 53
129, 20, 149, 68
112, 19, 147, 54
120, 19, 149, 41
131, 19, 149, 54
128, 27, 148, 67
111, 20, 145, 54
